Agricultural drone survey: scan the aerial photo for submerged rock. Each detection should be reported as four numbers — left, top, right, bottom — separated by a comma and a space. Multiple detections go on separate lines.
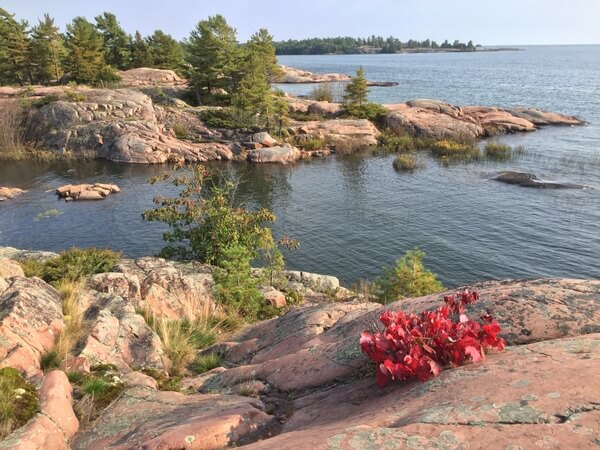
56, 183, 121, 201
492, 171, 586, 189
0, 187, 26, 202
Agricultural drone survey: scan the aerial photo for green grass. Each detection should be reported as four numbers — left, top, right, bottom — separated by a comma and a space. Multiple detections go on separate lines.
82, 378, 110, 396
191, 353, 222, 374
484, 142, 513, 160
393, 153, 419, 171
430, 139, 480, 159
0, 368, 38, 439
40, 350, 61, 371
297, 137, 325, 151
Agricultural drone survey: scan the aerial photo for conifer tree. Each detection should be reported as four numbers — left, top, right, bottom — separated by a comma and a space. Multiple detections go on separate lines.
343, 66, 369, 108
185, 15, 239, 104
131, 30, 153, 68
95, 12, 131, 70
0, 8, 31, 85
30, 14, 65, 84
146, 30, 184, 71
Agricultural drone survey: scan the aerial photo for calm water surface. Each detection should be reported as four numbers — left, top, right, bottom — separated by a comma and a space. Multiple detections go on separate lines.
1, 46, 599, 286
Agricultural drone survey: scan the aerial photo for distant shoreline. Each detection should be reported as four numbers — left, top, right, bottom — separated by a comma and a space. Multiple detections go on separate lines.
277, 47, 524, 56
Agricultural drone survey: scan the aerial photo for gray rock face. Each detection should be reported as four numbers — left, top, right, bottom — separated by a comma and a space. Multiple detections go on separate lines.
492, 171, 586, 189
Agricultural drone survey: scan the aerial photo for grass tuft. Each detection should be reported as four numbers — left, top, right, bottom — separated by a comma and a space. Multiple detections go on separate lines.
0, 368, 39, 439
191, 353, 222, 375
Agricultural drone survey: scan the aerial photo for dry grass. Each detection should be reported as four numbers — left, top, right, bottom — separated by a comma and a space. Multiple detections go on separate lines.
53, 280, 87, 365
0, 101, 30, 160
393, 153, 419, 171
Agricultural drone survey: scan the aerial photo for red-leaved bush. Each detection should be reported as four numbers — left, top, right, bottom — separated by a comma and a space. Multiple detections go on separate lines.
360, 290, 506, 387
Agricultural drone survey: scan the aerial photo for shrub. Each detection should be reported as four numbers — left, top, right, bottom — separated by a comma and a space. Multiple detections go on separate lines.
0, 101, 29, 159
309, 83, 335, 102
0, 368, 38, 439
297, 137, 325, 151
484, 142, 512, 160
40, 350, 61, 371
345, 102, 388, 124
63, 88, 87, 103
360, 290, 506, 387
375, 249, 444, 304
156, 319, 199, 376
82, 378, 110, 396
379, 132, 416, 153
42, 247, 120, 284
19, 258, 46, 278
32, 94, 60, 108
173, 122, 190, 140
191, 353, 222, 374
393, 154, 418, 171
198, 108, 238, 129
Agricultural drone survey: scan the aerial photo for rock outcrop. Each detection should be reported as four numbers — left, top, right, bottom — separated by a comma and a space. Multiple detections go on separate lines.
492, 171, 587, 189
247, 145, 302, 164
384, 99, 583, 140
56, 183, 121, 201
279, 66, 351, 83
0, 187, 26, 202
117, 68, 187, 87
294, 119, 381, 150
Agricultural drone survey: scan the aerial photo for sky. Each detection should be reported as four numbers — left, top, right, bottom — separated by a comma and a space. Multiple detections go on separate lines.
3, 0, 600, 45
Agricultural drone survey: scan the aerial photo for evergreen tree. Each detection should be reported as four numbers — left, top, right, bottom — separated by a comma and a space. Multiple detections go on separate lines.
146, 30, 184, 71
343, 66, 368, 108
185, 15, 239, 104
95, 12, 131, 70
63, 16, 116, 85
246, 28, 282, 82
131, 30, 153, 68
0, 8, 31, 85
30, 14, 65, 84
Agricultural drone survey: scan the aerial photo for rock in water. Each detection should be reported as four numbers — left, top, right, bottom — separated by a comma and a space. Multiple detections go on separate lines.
492, 171, 586, 189
56, 183, 121, 201
0, 187, 26, 202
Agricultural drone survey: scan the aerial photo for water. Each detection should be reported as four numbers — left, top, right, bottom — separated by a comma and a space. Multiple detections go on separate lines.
1, 46, 599, 286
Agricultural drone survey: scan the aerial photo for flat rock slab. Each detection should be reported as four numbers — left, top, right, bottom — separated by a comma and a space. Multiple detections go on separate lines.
0, 187, 26, 202
245, 333, 600, 449
56, 183, 121, 201
247, 145, 301, 164
71, 387, 274, 449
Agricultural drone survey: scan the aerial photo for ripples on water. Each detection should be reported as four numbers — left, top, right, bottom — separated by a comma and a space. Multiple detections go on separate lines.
1, 46, 599, 286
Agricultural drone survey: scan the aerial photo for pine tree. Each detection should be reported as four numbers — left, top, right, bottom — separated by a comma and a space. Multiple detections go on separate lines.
146, 30, 184, 71
247, 28, 283, 82
64, 16, 116, 85
185, 15, 239, 105
0, 8, 31, 85
131, 31, 153, 68
95, 12, 131, 70
30, 14, 65, 84
343, 66, 368, 108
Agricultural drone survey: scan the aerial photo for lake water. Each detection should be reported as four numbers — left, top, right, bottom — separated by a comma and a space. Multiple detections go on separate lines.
1, 46, 599, 286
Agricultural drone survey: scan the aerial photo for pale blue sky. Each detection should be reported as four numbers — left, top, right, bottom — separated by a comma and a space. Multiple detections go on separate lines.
4, 0, 600, 45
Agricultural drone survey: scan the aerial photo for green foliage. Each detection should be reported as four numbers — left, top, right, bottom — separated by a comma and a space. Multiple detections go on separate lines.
29, 14, 65, 84
19, 257, 46, 278
63, 16, 115, 85
393, 153, 418, 171
131, 30, 152, 68
0, 8, 31, 86
64, 88, 87, 102
172, 122, 190, 140
345, 101, 387, 123
309, 83, 334, 102
82, 378, 110, 396
297, 137, 325, 151
40, 247, 121, 284
191, 353, 222, 374
32, 94, 60, 108
141, 369, 182, 391
185, 15, 240, 105
379, 131, 417, 152
198, 108, 238, 129
0, 368, 38, 439
143, 165, 277, 266
95, 12, 131, 70
375, 249, 444, 304
214, 244, 278, 322
430, 139, 479, 159
343, 67, 369, 108
147, 30, 184, 71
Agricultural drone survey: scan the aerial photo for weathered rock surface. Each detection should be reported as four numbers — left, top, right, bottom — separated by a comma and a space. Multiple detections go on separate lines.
251, 131, 278, 147
492, 171, 587, 189
56, 183, 121, 201
384, 99, 583, 140
77, 293, 167, 373
279, 65, 351, 83
27, 88, 234, 164
71, 387, 274, 449
294, 119, 380, 150
247, 145, 302, 164
0, 277, 63, 378
0, 246, 58, 262
0, 187, 26, 202
0, 258, 25, 278
117, 68, 187, 87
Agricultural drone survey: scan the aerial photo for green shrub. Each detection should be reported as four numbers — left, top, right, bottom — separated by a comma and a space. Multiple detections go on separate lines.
173, 122, 190, 140
0, 368, 39, 439
198, 108, 238, 129
309, 83, 334, 102
297, 137, 325, 151
430, 139, 480, 159
379, 132, 416, 153
345, 102, 388, 124
484, 142, 512, 160
32, 94, 60, 108
375, 249, 444, 304
19, 258, 46, 278
42, 247, 120, 284
191, 353, 222, 374
393, 154, 419, 171
82, 378, 110, 396
40, 350, 61, 371
64, 88, 87, 103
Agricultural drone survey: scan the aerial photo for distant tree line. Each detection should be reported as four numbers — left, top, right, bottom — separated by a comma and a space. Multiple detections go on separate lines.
274, 36, 478, 55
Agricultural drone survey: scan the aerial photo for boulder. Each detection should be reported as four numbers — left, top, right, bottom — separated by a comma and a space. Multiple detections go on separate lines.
260, 287, 287, 308
56, 183, 121, 201
0, 187, 26, 202
492, 171, 586, 189
307, 101, 344, 117
71, 387, 274, 449
0, 277, 64, 378
247, 145, 302, 164
0, 258, 25, 279
292, 119, 380, 151
77, 293, 167, 373
0, 247, 58, 262
251, 132, 278, 147
38, 370, 79, 438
